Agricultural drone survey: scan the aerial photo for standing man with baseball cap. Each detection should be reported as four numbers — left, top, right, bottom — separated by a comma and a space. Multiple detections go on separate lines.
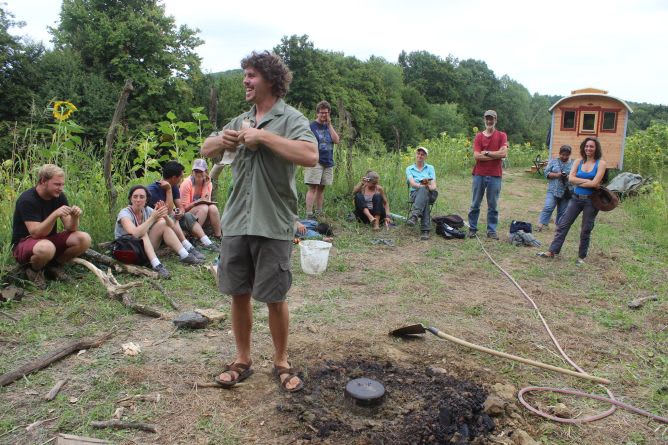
406, 146, 438, 240
304, 100, 340, 219
468, 110, 508, 239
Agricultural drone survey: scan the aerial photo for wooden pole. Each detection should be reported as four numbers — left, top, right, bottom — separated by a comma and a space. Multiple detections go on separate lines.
103, 80, 134, 216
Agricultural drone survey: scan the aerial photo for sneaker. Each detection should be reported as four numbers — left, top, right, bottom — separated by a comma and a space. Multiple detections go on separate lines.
199, 242, 219, 252
487, 232, 499, 240
25, 267, 47, 289
306, 213, 316, 220
181, 252, 205, 265
536, 251, 555, 258
420, 230, 430, 241
406, 215, 418, 226
153, 264, 170, 279
45, 263, 71, 282
467, 230, 477, 239
189, 248, 206, 260
576, 258, 586, 266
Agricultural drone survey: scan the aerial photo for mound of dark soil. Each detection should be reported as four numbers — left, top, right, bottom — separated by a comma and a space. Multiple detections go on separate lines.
278, 358, 495, 444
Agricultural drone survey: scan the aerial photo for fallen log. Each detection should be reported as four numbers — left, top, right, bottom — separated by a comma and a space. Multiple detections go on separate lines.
90, 420, 157, 433
71, 258, 165, 318
0, 332, 113, 386
82, 249, 157, 279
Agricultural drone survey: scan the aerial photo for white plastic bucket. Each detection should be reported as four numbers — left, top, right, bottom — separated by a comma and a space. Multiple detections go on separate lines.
299, 240, 332, 275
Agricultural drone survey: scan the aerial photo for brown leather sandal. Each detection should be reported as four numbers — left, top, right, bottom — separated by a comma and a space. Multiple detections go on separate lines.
214, 360, 254, 389
273, 364, 304, 393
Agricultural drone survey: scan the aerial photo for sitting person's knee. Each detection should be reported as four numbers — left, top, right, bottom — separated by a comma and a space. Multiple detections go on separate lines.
33, 241, 57, 260
75, 231, 92, 249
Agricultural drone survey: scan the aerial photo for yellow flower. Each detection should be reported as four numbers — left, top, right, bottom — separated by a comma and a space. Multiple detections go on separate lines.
52, 101, 77, 121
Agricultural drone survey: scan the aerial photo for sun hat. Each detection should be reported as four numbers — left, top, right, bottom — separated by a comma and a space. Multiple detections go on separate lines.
483, 110, 497, 118
416, 146, 429, 155
192, 159, 208, 171
591, 187, 619, 212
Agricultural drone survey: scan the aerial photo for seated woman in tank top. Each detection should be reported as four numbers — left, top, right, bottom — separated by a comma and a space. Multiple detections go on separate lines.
537, 137, 607, 265
352, 171, 391, 231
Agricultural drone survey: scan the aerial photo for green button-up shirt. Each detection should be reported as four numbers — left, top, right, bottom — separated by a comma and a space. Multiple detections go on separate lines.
215, 99, 317, 240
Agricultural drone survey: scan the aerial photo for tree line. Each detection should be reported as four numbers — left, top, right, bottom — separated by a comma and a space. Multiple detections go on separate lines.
2, 2, 667, 161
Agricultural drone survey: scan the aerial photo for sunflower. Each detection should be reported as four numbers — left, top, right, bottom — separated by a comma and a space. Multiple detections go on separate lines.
52, 101, 78, 121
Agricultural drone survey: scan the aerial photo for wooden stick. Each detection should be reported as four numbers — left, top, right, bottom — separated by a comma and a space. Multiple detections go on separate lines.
0, 310, 18, 322
82, 249, 157, 278
429, 327, 610, 384
26, 416, 58, 432
0, 332, 113, 386
104, 80, 134, 214
72, 258, 164, 318
44, 379, 68, 401
91, 420, 157, 433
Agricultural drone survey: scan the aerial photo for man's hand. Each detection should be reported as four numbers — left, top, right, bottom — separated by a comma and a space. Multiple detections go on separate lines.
173, 207, 183, 220
70, 206, 82, 217
239, 128, 263, 150
221, 129, 240, 150
54, 205, 73, 218
296, 222, 306, 235
158, 180, 171, 191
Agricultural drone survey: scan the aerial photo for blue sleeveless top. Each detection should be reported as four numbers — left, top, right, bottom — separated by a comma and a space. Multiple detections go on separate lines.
574, 160, 599, 195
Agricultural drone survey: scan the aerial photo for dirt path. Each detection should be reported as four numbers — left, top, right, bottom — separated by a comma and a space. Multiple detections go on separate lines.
1, 170, 666, 444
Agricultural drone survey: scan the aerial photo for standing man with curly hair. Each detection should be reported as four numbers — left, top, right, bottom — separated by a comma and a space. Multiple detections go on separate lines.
201, 51, 317, 392
304, 100, 339, 219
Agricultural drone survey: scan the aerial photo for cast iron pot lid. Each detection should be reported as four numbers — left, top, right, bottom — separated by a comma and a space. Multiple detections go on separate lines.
345, 377, 385, 406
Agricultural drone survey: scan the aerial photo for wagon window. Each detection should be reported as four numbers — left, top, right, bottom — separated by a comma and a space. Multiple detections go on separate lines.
602, 111, 617, 131
580, 111, 597, 133
562, 110, 576, 129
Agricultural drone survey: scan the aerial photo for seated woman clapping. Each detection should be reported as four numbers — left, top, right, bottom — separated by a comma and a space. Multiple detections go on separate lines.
352, 171, 391, 230
115, 185, 203, 279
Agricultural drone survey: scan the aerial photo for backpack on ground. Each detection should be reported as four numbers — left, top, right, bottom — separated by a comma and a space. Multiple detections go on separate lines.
110, 235, 148, 265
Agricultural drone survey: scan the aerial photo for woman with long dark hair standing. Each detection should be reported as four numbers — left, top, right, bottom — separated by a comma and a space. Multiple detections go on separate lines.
537, 137, 607, 265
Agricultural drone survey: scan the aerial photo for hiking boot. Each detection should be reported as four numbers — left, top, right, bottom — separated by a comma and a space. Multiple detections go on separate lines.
45, 263, 71, 282
576, 258, 586, 266
372, 216, 380, 231
306, 212, 316, 220
406, 215, 418, 226
487, 232, 499, 240
199, 242, 219, 252
421, 230, 430, 240
153, 264, 170, 279
181, 252, 205, 265
25, 267, 47, 289
467, 230, 477, 239
189, 248, 206, 260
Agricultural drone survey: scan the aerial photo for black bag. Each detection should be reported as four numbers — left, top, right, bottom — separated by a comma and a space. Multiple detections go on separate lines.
432, 214, 464, 229
560, 174, 572, 200
111, 235, 148, 265
436, 223, 466, 239
509, 220, 532, 234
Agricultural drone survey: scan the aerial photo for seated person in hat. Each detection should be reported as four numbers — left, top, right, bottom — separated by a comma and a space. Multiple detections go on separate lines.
352, 171, 391, 231
537, 145, 574, 231
537, 137, 607, 265
146, 161, 217, 256
11, 164, 92, 288
116, 185, 204, 279
179, 158, 222, 240
406, 146, 438, 240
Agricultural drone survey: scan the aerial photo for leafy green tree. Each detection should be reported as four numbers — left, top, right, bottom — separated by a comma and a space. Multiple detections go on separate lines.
0, 6, 45, 122
398, 50, 460, 104
52, 0, 204, 129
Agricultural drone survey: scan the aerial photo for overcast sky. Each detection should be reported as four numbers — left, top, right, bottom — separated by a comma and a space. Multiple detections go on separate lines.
7, 0, 668, 105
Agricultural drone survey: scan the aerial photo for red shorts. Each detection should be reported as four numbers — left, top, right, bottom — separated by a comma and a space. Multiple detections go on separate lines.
12, 231, 74, 265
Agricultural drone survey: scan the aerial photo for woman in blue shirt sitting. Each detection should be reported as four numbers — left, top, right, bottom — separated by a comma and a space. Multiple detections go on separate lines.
537, 137, 607, 265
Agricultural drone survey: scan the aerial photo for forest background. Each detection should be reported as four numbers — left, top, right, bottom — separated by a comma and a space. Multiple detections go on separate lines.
1, 0, 667, 270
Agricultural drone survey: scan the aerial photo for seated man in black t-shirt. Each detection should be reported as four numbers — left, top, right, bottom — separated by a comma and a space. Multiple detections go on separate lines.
11, 164, 92, 288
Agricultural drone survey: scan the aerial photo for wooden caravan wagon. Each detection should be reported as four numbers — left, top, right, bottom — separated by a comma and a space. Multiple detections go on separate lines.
549, 88, 632, 169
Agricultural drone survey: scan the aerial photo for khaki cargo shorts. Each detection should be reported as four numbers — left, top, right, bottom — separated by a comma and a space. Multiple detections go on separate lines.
304, 164, 333, 186
218, 235, 292, 303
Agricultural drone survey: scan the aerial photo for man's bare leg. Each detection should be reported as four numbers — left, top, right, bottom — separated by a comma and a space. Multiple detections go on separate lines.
267, 301, 301, 390
55, 231, 91, 264
217, 293, 253, 382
